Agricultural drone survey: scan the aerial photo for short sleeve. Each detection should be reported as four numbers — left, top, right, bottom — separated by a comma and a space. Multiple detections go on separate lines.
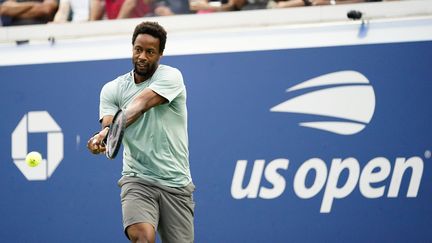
148, 67, 184, 103
99, 81, 119, 121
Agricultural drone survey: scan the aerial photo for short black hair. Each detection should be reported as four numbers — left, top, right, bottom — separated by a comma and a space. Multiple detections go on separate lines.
132, 21, 167, 54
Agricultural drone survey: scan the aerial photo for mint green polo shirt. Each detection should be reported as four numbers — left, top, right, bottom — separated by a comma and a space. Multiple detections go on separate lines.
99, 64, 191, 187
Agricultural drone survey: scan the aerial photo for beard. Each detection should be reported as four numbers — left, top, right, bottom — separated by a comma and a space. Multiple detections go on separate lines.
134, 61, 157, 77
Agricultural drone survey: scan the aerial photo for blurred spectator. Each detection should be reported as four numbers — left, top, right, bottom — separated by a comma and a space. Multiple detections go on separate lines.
189, 0, 245, 13
0, 0, 58, 25
267, 0, 382, 8
311, 0, 373, 5
52, 0, 89, 22
90, 0, 150, 20
0, 0, 390, 25
266, 0, 303, 8
151, 0, 190, 16
0, 0, 11, 25
240, 0, 268, 10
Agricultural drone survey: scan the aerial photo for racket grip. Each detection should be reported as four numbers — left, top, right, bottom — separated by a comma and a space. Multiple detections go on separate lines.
102, 126, 109, 145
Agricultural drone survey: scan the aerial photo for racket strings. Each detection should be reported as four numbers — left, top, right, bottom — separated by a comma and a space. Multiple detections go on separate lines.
106, 110, 126, 159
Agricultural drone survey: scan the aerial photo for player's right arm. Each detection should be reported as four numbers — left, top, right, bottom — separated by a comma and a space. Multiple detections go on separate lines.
87, 115, 112, 154
87, 80, 119, 155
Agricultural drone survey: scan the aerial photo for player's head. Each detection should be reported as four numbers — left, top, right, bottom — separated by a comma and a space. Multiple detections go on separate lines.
132, 21, 167, 54
132, 22, 167, 78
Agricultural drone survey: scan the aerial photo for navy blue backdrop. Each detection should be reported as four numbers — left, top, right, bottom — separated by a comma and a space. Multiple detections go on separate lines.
1, 41, 431, 242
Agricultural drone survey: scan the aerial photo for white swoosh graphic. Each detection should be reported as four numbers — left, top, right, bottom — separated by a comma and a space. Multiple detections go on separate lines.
271, 71, 376, 135
299, 122, 365, 135
271, 85, 375, 123
288, 70, 369, 92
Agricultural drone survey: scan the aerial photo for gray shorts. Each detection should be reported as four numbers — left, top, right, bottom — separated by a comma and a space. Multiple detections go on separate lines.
118, 176, 195, 243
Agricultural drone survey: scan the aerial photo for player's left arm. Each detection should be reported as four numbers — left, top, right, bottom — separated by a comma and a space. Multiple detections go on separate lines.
124, 88, 167, 127
125, 67, 183, 127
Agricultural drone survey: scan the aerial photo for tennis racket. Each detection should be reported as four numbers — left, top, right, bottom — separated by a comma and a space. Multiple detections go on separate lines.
105, 109, 126, 159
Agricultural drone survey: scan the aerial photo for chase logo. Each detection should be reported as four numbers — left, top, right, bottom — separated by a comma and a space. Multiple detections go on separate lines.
270, 70, 375, 135
11, 111, 64, 181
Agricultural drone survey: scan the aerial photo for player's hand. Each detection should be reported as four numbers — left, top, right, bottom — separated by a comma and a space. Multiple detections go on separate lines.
87, 127, 109, 154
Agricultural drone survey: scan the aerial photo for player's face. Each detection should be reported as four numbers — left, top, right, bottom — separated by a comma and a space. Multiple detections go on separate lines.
132, 34, 162, 78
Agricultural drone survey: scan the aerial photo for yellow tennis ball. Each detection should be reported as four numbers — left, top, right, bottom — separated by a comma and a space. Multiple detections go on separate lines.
26, 151, 42, 167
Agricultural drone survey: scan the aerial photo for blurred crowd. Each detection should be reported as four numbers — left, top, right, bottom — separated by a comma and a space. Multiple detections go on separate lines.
0, 0, 387, 27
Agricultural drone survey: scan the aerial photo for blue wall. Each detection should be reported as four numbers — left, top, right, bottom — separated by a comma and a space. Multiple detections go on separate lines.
1, 41, 431, 242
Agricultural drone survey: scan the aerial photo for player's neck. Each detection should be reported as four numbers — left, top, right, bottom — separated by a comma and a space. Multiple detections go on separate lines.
134, 72, 151, 84
133, 65, 158, 84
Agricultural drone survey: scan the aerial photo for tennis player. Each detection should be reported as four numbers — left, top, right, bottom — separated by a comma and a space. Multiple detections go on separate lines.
87, 21, 195, 243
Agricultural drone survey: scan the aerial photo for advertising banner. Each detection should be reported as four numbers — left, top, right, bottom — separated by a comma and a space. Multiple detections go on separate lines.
1, 30, 431, 242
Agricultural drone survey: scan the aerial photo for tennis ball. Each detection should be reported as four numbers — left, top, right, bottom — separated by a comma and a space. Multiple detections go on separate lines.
26, 151, 42, 167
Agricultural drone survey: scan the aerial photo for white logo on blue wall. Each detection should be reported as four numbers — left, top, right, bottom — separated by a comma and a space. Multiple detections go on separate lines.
11, 111, 64, 181
270, 70, 375, 135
